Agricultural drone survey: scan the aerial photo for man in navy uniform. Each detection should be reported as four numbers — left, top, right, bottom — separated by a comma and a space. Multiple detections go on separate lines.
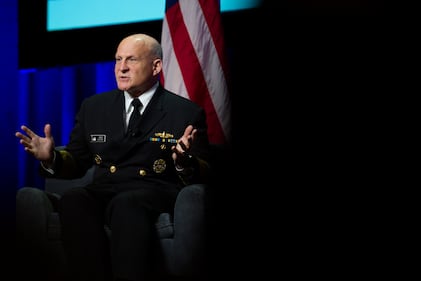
16, 33, 210, 281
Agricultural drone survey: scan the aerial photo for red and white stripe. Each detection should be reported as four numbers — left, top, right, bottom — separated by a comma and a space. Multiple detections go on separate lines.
161, 0, 231, 144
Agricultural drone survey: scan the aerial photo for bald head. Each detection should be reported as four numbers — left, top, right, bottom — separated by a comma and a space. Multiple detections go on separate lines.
118, 33, 162, 60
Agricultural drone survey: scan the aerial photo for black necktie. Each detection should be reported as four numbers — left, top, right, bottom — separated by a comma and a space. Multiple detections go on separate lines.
127, 98, 142, 136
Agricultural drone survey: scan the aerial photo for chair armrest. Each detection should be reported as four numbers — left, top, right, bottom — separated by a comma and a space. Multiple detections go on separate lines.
171, 183, 207, 275
16, 187, 54, 243
45, 166, 94, 195
174, 184, 206, 233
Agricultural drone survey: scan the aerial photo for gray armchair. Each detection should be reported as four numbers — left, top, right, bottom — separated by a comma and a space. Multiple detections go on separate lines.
15, 145, 227, 281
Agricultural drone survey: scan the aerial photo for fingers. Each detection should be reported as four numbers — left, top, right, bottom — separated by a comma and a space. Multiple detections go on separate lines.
15, 124, 43, 148
176, 126, 197, 153
16, 125, 38, 144
171, 140, 187, 155
177, 139, 189, 155
21, 125, 36, 138
171, 125, 197, 163
15, 126, 32, 144
183, 125, 194, 137
16, 124, 51, 140
44, 124, 52, 138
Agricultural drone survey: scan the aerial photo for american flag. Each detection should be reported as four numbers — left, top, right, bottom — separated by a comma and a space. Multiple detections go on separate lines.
161, 0, 231, 144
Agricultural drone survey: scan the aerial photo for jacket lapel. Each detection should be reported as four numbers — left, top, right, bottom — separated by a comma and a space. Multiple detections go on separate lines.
108, 90, 126, 139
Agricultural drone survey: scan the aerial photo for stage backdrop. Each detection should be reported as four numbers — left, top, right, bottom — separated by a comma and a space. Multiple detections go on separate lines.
0, 0, 18, 220
16, 63, 116, 189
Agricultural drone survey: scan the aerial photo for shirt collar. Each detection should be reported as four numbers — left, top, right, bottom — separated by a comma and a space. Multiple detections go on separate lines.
124, 82, 158, 115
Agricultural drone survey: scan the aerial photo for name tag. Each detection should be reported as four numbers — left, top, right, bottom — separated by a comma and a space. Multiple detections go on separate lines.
90, 134, 106, 143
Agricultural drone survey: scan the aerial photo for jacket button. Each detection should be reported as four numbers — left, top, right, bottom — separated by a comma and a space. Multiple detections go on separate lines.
139, 169, 146, 176
109, 165, 116, 173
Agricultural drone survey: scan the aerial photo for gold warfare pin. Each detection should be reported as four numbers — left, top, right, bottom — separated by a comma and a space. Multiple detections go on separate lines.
150, 131, 177, 143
